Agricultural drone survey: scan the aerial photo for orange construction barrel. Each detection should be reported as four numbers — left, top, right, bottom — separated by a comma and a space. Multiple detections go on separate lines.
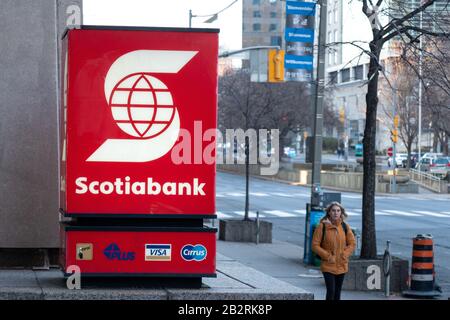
403, 234, 441, 298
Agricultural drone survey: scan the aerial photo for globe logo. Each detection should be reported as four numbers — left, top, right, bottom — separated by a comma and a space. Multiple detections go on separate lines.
109, 73, 176, 139
88, 49, 197, 163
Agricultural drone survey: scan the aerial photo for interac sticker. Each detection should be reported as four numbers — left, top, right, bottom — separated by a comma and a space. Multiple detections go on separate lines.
76, 243, 93, 260
145, 244, 172, 261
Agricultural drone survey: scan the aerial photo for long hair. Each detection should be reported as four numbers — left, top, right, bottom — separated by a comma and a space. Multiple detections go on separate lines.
324, 201, 347, 220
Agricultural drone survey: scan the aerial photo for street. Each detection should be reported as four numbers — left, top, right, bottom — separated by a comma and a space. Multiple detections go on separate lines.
216, 171, 450, 296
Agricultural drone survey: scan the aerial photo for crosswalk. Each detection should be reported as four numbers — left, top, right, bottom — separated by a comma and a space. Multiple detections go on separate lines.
216, 191, 450, 202
215, 209, 450, 219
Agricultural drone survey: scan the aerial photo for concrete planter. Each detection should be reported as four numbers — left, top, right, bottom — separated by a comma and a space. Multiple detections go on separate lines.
343, 256, 409, 293
219, 219, 272, 243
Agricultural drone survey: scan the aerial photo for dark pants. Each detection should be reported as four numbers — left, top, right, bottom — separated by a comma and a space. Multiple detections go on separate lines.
323, 272, 346, 300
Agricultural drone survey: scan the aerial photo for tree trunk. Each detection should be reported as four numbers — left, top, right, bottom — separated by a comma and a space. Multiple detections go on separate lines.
444, 134, 449, 155
406, 142, 412, 170
361, 44, 380, 259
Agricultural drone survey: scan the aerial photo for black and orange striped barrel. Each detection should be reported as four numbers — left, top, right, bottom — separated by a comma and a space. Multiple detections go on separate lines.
410, 234, 435, 292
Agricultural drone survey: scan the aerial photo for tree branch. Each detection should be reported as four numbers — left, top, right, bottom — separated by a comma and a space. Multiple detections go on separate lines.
382, 25, 449, 44
380, 0, 437, 37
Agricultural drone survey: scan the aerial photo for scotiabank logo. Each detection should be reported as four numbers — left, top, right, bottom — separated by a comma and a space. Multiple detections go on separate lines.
87, 50, 198, 162
75, 176, 206, 196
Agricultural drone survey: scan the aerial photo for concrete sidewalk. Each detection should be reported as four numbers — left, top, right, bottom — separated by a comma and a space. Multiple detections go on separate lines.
216, 239, 411, 300
0, 238, 432, 300
0, 253, 312, 300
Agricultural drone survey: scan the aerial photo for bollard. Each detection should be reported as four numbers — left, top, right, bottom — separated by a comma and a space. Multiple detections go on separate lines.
383, 240, 391, 297
403, 234, 441, 298
256, 211, 260, 245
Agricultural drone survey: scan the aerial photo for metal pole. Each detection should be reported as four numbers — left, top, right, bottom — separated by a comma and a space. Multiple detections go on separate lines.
189, 9, 192, 28
418, 10, 423, 172
256, 210, 260, 245
344, 98, 349, 163
310, 0, 327, 207
392, 87, 397, 193
384, 240, 391, 297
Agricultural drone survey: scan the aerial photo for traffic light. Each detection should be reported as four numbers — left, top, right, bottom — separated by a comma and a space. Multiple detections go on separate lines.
390, 129, 398, 143
393, 115, 399, 128
339, 107, 345, 124
268, 49, 284, 82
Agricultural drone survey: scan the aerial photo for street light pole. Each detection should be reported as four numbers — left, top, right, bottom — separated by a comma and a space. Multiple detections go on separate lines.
392, 87, 397, 193
310, 0, 328, 207
418, 9, 423, 172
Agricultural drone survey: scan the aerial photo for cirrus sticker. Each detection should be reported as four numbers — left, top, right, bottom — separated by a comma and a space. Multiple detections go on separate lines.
181, 244, 207, 261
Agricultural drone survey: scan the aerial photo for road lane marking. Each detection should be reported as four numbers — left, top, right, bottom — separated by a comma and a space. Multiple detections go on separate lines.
382, 210, 421, 217
233, 211, 265, 218
226, 192, 245, 197
216, 211, 232, 219
264, 210, 297, 217
250, 192, 270, 197
216, 194, 225, 197
294, 210, 307, 215
375, 211, 392, 216
345, 211, 360, 216
351, 208, 392, 216
342, 195, 361, 199
294, 193, 310, 197
271, 192, 296, 197
412, 211, 449, 218
376, 196, 402, 200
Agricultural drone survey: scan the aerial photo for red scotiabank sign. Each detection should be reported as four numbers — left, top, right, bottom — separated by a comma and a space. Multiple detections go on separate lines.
60, 28, 218, 216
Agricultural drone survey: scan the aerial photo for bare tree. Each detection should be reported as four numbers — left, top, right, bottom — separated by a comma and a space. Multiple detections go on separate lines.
352, 0, 450, 258
380, 55, 419, 168
219, 69, 318, 220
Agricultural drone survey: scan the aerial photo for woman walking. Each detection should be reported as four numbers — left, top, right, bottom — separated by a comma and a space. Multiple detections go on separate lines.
312, 201, 356, 300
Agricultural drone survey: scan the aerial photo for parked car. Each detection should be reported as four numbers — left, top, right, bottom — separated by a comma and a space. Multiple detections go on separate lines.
387, 153, 408, 167
402, 153, 419, 168
422, 152, 443, 159
429, 156, 450, 177
415, 156, 435, 172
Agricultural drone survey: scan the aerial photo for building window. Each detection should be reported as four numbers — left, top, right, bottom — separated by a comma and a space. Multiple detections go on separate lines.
341, 68, 350, 82
270, 36, 282, 46
334, 8, 338, 22
329, 72, 338, 85
334, 30, 338, 43
253, 0, 261, 5
270, 12, 277, 18
269, 24, 277, 31
253, 23, 261, 31
354, 65, 364, 80
328, 11, 332, 24
253, 11, 261, 18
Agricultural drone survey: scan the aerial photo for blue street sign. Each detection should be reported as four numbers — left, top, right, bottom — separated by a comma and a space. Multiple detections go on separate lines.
286, 1, 316, 16
285, 28, 315, 43
284, 54, 314, 70
284, 1, 316, 81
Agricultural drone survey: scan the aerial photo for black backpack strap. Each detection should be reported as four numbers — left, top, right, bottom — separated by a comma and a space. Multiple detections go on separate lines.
320, 222, 326, 246
341, 221, 348, 235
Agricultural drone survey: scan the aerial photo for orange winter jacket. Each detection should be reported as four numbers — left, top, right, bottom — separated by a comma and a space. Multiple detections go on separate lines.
311, 218, 356, 275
